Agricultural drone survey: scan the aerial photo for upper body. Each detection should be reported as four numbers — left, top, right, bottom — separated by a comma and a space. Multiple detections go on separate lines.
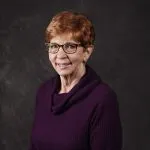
29, 64, 122, 150
29, 11, 122, 150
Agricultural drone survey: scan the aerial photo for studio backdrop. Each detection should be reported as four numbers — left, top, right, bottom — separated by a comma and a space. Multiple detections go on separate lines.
0, 0, 149, 150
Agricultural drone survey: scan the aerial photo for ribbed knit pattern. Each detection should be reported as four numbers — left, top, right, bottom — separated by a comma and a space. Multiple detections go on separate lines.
29, 65, 122, 150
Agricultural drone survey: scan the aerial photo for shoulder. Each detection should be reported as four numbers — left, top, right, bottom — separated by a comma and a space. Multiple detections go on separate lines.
89, 82, 120, 123
91, 81, 118, 107
36, 76, 56, 97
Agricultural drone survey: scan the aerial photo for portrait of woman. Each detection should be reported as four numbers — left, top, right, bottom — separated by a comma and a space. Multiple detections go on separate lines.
29, 10, 122, 150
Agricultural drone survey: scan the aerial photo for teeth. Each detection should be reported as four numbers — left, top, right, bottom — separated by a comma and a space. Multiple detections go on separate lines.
57, 63, 71, 69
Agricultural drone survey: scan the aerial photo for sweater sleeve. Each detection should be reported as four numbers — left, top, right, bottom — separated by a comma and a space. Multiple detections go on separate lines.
28, 84, 43, 150
89, 90, 122, 150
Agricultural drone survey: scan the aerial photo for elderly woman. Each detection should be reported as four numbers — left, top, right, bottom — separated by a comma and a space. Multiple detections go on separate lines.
29, 11, 122, 150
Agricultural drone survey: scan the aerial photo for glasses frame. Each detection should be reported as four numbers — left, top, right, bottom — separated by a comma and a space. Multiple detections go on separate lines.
45, 42, 84, 54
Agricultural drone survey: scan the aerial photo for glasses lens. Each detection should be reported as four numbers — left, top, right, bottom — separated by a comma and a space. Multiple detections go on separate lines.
48, 43, 59, 53
64, 43, 77, 53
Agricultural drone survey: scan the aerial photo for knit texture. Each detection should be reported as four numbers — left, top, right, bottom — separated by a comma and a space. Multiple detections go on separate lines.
29, 64, 122, 150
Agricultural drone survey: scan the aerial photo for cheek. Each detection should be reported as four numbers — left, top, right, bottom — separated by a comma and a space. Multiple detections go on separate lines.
73, 54, 85, 63
48, 55, 54, 63
71, 57, 84, 66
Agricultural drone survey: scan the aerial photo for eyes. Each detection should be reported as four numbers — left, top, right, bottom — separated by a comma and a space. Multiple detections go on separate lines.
49, 44, 58, 49
49, 43, 78, 49
65, 43, 77, 49
45, 42, 83, 54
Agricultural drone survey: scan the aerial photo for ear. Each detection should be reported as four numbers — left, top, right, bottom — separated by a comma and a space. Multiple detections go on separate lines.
83, 45, 94, 63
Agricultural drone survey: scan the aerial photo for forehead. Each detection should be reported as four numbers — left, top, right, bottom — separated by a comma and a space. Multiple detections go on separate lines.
50, 33, 79, 44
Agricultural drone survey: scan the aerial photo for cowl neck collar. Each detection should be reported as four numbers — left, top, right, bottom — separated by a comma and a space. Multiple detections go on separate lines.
50, 64, 101, 115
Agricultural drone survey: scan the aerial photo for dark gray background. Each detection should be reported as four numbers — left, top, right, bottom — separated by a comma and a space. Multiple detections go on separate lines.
0, 0, 150, 150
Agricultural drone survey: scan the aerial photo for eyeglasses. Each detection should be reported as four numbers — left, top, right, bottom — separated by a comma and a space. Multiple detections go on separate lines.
45, 42, 83, 54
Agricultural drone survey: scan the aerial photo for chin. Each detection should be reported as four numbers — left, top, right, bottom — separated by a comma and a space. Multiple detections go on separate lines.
57, 70, 73, 76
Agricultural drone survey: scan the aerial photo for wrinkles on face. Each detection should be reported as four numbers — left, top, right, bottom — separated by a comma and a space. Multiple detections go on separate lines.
48, 34, 92, 93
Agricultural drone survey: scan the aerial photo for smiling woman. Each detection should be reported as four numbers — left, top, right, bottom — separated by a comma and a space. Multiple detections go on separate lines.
29, 11, 122, 150
45, 11, 94, 93
47, 33, 92, 93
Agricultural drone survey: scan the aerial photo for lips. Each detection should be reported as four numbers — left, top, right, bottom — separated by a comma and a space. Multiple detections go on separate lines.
56, 63, 72, 69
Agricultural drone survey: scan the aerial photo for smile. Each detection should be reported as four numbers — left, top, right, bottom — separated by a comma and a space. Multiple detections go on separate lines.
56, 63, 72, 69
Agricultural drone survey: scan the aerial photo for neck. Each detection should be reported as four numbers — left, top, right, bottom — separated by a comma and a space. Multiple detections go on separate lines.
59, 64, 86, 93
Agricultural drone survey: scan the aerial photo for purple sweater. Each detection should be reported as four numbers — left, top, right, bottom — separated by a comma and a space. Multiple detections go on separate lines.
29, 65, 122, 150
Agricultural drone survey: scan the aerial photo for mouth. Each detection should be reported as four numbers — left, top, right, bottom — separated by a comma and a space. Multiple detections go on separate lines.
56, 63, 72, 69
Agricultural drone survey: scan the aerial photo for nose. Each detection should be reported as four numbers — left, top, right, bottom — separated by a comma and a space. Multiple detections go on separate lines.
56, 47, 67, 59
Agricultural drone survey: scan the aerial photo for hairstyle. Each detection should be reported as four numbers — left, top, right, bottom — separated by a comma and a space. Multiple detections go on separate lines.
45, 11, 95, 47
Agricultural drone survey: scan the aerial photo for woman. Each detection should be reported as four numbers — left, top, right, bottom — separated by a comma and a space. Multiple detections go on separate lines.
29, 11, 122, 150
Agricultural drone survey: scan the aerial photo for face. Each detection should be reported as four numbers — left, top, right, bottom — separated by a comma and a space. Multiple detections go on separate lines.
48, 33, 93, 77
